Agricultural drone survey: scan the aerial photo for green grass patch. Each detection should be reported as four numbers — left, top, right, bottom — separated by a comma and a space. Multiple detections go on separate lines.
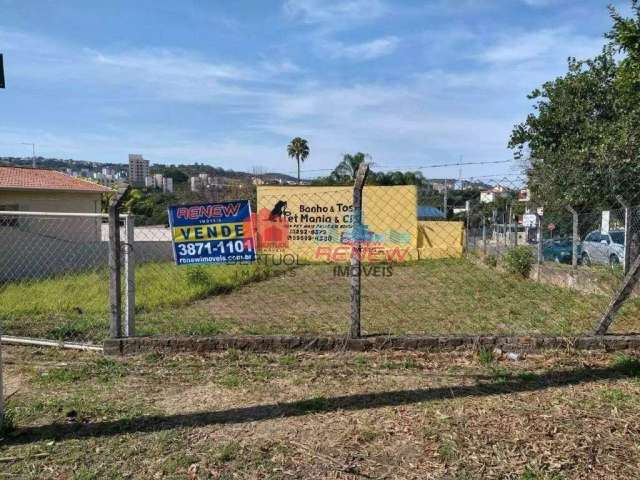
1, 259, 290, 340
36, 357, 129, 385
476, 348, 495, 365
612, 353, 640, 376
213, 441, 242, 463
382, 356, 421, 370
279, 353, 298, 366
2, 256, 635, 341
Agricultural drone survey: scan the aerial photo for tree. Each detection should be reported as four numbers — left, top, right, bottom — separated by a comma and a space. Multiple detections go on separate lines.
287, 137, 310, 184
160, 166, 189, 184
509, 2, 640, 211
124, 189, 144, 213
329, 152, 369, 184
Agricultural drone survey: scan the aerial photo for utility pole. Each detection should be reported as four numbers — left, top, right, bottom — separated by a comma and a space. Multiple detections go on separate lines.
1, 51, 6, 430
0, 53, 4, 89
21, 142, 35, 168
443, 180, 448, 219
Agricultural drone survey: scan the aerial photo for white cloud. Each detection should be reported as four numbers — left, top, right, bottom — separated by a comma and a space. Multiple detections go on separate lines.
479, 28, 603, 64
320, 36, 399, 60
258, 59, 303, 75
86, 48, 263, 103
0, 28, 303, 106
282, 0, 398, 62
2, 21, 603, 178
91, 49, 254, 81
283, 0, 387, 26
0, 123, 288, 170
520, 0, 556, 6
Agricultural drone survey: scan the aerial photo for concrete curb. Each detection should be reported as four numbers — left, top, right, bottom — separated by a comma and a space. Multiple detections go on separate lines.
103, 334, 640, 356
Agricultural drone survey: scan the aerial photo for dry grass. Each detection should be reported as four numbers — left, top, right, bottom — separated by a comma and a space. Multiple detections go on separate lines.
4, 257, 640, 341
138, 258, 623, 337
2, 345, 640, 479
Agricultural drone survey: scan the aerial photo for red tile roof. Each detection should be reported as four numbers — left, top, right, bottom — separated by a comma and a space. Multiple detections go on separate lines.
0, 166, 111, 193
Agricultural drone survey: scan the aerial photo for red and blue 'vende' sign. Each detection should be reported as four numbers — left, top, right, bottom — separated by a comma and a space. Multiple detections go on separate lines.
168, 200, 256, 265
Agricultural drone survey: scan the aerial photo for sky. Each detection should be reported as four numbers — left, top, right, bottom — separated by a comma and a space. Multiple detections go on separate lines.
0, 0, 629, 179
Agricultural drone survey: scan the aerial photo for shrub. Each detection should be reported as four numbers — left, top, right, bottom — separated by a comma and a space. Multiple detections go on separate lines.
504, 246, 535, 278
476, 347, 495, 365
0, 409, 15, 435
483, 254, 498, 268
186, 266, 211, 286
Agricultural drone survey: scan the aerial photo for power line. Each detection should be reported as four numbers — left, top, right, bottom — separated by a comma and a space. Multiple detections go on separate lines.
374, 159, 512, 171
273, 160, 514, 176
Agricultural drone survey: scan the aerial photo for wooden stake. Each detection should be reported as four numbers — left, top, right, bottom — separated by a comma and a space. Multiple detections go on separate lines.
595, 252, 640, 335
350, 162, 370, 339
109, 185, 131, 339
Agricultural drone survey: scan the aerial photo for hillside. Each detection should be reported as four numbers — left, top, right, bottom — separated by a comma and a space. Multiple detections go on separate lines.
0, 156, 300, 184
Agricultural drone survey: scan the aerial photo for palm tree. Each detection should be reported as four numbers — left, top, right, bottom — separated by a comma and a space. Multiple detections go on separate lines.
287, 137, 310, 184
330, 152, 370, 184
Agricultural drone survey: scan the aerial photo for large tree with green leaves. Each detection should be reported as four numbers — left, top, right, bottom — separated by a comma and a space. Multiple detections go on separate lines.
510, 2, 640, 211
287, 137, 310, 184
329, 152, 369, 184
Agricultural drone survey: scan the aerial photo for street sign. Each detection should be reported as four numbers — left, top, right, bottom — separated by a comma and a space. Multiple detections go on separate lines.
522, 213, 537, 228
547, 223, 556, 232
168, 200, 256, 265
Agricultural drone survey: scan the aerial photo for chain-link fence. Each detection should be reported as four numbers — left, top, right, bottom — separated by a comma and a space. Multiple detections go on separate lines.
2, 172, 640, 343
0, 211, 113, 341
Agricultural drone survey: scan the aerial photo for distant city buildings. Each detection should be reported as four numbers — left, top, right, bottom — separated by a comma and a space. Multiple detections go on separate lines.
189, 173, 225, 192
429, 179, 454, 193
128, 154, 149, 185
480, 185, 509, 203
145, 173, 173, 193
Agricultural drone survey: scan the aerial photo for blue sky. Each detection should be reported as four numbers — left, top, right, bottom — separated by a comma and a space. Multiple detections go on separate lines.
0, 0, 627, 178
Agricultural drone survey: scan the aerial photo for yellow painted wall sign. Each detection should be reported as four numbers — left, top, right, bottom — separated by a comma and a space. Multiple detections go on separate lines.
256, 185, 418, 262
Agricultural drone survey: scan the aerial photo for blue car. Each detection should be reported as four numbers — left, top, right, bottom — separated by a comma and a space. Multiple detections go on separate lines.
542, 238, 581, 264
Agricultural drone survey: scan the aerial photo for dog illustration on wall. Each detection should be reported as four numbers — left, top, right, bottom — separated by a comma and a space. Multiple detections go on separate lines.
269, 200, 288, 221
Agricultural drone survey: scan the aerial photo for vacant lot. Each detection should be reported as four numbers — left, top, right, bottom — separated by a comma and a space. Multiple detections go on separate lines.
1, 346, 640, 479
2, 258, 639, 341
0, 260, 290, 341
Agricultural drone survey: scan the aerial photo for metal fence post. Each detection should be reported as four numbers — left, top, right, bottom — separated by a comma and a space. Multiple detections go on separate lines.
510, 206, 517, 248
350, 162, 370, 339
616, 196, 631, 274
464, 200, 470, 253
536, 212, 544, 265
482, 216, 487, 256
566, 206, 579, 271
0, 325, 4, 431
109, 186, 130, 339
124, 213, 135, 337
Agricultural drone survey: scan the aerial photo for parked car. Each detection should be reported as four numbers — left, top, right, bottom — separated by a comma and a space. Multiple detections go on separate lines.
542, 238, 581, 264
580, 229, 625, 266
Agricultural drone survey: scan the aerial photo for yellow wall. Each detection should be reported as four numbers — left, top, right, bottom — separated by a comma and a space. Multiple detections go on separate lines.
0, 190, 102, 214
256, 185, 418, 262
0, 190, 104, 240
416, 221, 464, 259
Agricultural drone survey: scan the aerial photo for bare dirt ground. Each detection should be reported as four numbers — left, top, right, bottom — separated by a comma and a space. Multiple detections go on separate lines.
1, 345, 640, 479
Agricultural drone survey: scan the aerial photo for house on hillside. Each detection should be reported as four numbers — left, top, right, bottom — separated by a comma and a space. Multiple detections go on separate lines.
480, 185, 510, 203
